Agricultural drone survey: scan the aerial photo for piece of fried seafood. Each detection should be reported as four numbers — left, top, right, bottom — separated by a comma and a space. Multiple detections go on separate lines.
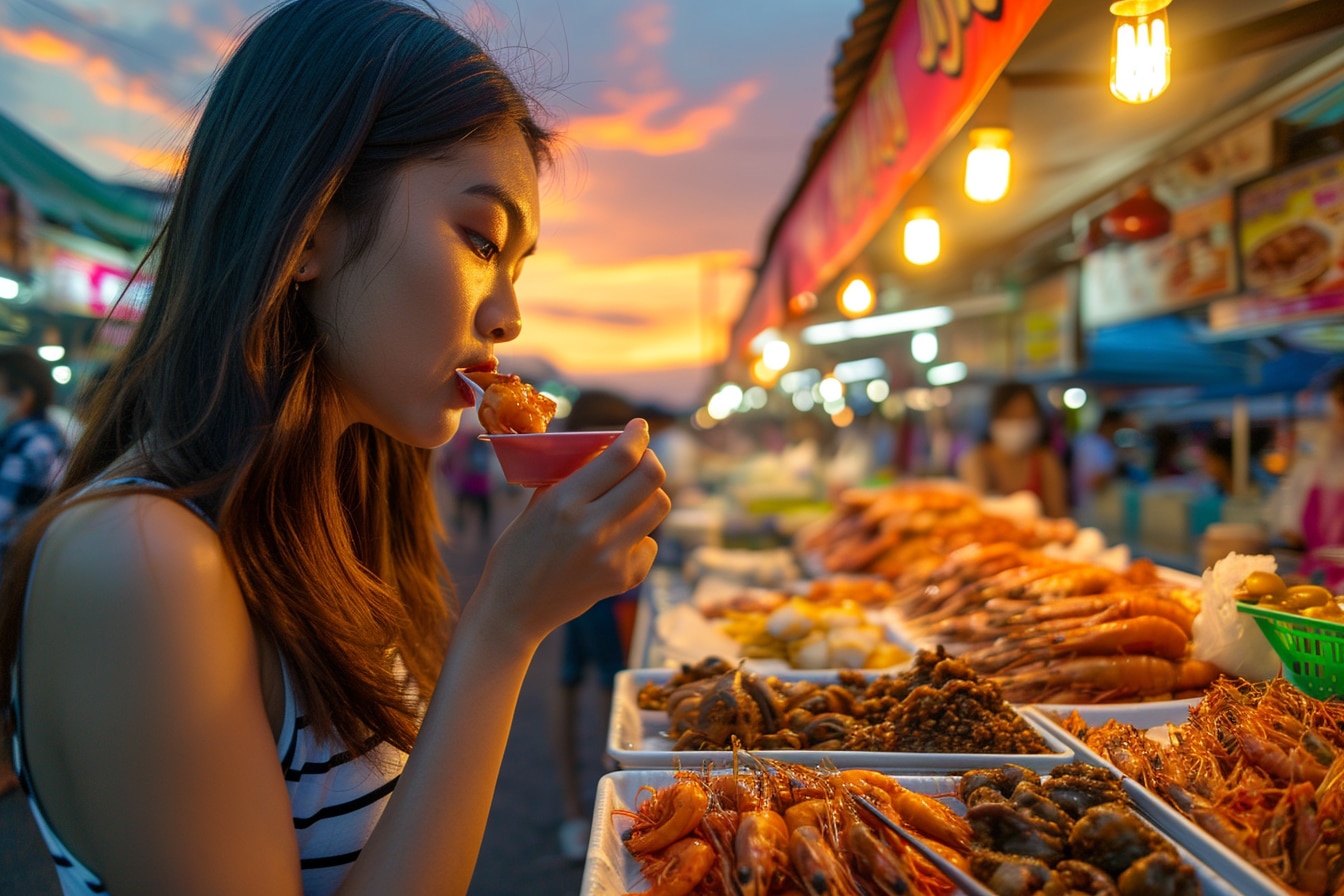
464, 370, 557, 434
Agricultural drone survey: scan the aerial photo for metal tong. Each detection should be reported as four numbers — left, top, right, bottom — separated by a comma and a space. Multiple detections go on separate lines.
849, 793, 994, 896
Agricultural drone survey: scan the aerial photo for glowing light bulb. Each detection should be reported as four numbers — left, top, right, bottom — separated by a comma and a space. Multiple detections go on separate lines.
964, 128, 1011, 203
911, 330, 939, 364
838, 277, 874, 318
903, 208, 940, 266
761, 339, 791, 371
1110, 0, 1172, 104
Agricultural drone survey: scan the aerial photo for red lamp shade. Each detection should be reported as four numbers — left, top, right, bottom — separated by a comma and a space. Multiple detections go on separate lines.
1101, 186, 1171, 242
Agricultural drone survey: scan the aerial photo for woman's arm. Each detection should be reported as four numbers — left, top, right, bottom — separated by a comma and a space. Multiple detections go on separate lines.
22, 495, 304, 895
956, 444, 990, 495
21, 421, 665, 895
344, 419, 668, 895
1038, 449, 1070, 519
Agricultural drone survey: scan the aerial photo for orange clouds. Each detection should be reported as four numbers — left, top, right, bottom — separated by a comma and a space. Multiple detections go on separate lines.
563, 0, 760, 156
0, 26, 180, 125
616, 2, 669, 67
89, 136, 185, 179
0, 28, 82, 66
566, 80, 760, 156
510, 249, 753, 375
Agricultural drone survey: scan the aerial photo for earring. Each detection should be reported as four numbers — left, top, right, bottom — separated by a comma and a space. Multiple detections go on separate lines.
299, 265, 307, 275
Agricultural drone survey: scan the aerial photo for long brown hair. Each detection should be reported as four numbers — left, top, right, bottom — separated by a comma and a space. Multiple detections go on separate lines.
1, 0, 555, 754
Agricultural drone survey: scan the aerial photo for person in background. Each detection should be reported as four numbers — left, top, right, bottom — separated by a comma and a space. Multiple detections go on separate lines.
0, 347, 65, 797
438, 428, 496, 543
0, 3, 669, 892
552, 389, 643, 861
1072, 407, 1127, 509
0, 347, 66, 562
640, 403, 699, 505
1201, 436, 1236, 497
1271, 367, 1344, 590
957, 380, 1068, 518
1149, 424, 1187, 479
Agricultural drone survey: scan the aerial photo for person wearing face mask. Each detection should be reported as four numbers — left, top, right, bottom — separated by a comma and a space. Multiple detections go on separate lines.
0, 347, 66, 565
1270, 367, 1344, 591
957, 380, 1069, 519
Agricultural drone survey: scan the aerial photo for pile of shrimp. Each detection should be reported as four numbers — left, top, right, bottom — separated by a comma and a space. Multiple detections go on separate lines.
1066, 676, 1344, 895
795, 484, 1076, 582
613, 757, 972, 896
791, 483, 1223, 704
900, 546, 1221, 704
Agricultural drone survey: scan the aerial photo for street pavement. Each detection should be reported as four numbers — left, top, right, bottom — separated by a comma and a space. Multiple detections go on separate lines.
0, 484, 614, 895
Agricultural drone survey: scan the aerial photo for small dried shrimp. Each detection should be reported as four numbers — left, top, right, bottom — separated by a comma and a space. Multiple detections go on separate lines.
1063, 675, 1344, 895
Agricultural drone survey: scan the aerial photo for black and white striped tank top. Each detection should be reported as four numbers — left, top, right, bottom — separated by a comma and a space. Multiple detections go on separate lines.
8, 477, 406, 895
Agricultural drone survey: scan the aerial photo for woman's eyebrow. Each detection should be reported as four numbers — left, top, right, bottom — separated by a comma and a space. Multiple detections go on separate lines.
462, 183, 537, 256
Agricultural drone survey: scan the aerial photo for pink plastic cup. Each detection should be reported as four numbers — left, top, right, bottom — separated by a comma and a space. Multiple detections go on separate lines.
479, 431, 622, 487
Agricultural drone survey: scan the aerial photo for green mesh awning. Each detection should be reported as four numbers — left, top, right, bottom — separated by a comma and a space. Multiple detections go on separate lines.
0, 109, 166, 253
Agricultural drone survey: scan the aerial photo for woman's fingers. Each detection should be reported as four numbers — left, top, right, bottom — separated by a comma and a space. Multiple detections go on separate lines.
555, 419, 651, 499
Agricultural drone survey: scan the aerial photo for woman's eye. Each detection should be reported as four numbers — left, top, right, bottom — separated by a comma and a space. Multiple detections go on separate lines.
466, 230, 499, 262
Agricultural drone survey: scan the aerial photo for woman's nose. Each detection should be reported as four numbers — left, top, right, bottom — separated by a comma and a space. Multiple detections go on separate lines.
478, 284, 522, 343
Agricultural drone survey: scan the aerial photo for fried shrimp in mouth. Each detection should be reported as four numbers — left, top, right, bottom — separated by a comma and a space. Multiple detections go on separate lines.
463, 369, 557, 434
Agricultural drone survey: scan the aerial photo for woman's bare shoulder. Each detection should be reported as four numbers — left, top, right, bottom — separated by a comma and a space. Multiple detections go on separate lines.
21, 492, 302, 892
30, 490, 238, 622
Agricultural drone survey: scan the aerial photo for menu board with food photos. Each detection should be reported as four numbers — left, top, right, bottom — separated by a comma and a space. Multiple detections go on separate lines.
1237, 151, 1344, 298
1210, 151, 1344, 332
1081, 194, 1238, 328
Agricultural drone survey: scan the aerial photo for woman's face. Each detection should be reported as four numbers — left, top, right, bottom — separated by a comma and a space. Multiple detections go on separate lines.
996, 392, 1038, 423
304, 129, 540, 448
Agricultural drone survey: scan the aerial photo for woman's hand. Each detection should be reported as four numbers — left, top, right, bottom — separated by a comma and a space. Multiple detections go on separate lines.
468, 418, 670, 644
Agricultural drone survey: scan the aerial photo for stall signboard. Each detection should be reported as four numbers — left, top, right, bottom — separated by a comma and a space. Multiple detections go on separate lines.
1081, 194, 1238, 328
1211, 151, 1344, 332
736, 0, 1052, 357
39, 244, 149, 320
1014, 267, 1078, 378
942, 312, 1012, 377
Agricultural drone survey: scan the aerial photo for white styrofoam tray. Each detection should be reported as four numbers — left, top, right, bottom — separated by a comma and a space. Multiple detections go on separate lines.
579, 770, 991, 896
1026, 697, 1201, 732
1019, 706, 1285, 896
580, 767, 1241, 896
608, 668, 1074, 773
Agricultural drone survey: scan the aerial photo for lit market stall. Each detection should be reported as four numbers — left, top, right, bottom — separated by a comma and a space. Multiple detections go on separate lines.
578, 2, 1344, 893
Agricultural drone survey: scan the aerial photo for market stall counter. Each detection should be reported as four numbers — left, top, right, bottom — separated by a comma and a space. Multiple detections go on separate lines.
596, 480, 1344, 894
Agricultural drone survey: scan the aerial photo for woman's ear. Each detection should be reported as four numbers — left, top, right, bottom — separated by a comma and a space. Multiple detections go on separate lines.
295, 209, 346, 283
295, 238, 320, 282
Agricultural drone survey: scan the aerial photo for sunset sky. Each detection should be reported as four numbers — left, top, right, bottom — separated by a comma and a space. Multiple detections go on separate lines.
0, 0, 860, 408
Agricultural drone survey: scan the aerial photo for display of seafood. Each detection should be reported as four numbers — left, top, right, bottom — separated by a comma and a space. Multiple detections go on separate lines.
902, 547, 1221, 703
1063, 676, 1344, 895
957, 761, 1204, 895
636, 649, 1049, 754
714, 591, 909, 670
613, 760, 974, 896
795, 483, 1077, 582
608, 755, 1204, 896
782, 483, 1227, 704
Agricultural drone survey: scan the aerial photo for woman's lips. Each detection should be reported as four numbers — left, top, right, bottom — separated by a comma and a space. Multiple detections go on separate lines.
455, 375, 478, 407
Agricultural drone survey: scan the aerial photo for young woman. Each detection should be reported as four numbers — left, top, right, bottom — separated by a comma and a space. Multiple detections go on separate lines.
956, 380, 1069, 519
0, 2, 669, 894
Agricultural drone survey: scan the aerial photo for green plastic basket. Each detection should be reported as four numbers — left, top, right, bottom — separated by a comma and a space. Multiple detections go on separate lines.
1237, 603, 1344, 700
